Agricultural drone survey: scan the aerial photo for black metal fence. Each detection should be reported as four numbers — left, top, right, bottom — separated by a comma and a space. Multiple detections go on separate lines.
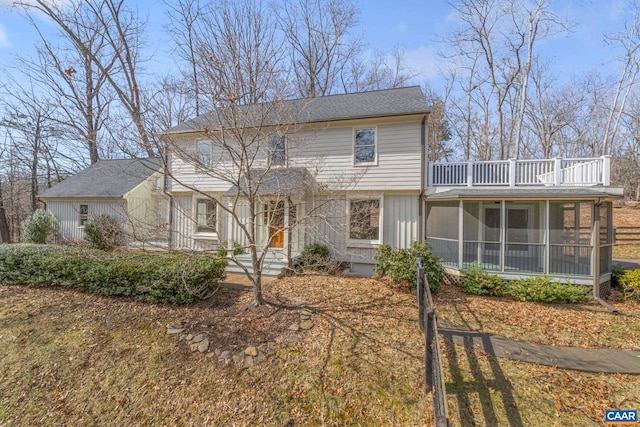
417, 257, 449, 427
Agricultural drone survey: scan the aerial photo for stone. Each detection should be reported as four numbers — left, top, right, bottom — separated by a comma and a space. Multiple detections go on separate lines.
244, 346, 258, 356
206, 352, 215, 358
219, 350, 233, 360
197, 338, 209, 353
244, 355, 254, 367
301, 309, 313, 316
300, 314, 311, 320
232, 352, 245, 364
191, 333, 205, 344
214, 348, 222, 356
167, 328, 185, 335
186, 334, 194, 341
178, 334, 186, 342
288, 323, 300, 331
255, 353, 267, 364
189, 343, 198, 352
300, 320, 313, 330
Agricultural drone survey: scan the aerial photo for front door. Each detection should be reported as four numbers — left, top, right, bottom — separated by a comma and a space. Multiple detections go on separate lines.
267, 201, 285, 249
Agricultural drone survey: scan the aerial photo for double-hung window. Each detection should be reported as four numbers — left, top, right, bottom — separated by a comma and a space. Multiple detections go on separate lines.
79, 204, 89, 226
353, 128, 376, 165
348, 198, 381, 244
197, 140, 212, 167
268, 135, 286, 166
195, 199, 216, 233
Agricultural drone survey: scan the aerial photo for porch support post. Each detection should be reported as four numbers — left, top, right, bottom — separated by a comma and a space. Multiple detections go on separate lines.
602, 155, 611, 186
509, 159, 516, 187
466, 161, 473, 187
284, 199, 290, 267
593, 201, 601, 298
544, 200, 550, 275
458, 200, 464, 269
227, 199, 233, 246
500, 200, 506, 272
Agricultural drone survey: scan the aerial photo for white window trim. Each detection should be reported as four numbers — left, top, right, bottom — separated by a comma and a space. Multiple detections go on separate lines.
346, 194, 384, 247
192, 197, 218, 239
78, 203, 89, 228
352, 126, 378, 167
195, 139, 212, 169
268, 135, 287, 167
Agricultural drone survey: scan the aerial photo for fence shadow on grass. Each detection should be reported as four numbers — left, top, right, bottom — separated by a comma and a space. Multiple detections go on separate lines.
441, 330, 524, 427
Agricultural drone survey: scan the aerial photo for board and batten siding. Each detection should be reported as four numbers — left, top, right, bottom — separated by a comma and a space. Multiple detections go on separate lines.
46, 199, 127, 242
169, 118, 423, 193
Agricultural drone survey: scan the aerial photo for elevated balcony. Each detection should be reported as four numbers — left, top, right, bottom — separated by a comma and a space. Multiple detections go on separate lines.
428, 156, 611, 188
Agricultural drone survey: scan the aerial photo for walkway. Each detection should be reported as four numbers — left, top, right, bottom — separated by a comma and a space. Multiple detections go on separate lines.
438, 319, 640, 374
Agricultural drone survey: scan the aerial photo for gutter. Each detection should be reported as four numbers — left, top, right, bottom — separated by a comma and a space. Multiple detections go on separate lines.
418, 113, 428, 242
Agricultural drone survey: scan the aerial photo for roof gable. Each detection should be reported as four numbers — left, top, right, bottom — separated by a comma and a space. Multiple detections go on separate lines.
39, 158, 162, 199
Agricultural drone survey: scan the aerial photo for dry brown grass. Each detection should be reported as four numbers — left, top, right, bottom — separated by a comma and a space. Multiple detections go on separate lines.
434, 283, 640, 350
613, 206, 640, 259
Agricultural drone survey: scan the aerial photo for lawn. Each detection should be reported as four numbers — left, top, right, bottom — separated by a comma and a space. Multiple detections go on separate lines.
1, 276, 639, 426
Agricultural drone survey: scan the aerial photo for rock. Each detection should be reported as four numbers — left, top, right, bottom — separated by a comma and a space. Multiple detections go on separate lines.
219, 350, 233, 360
244, 346, 258, 356
232, 352, 245, 364
189, 343, 198, 352
300, 314, 311, 320
206, 352, 215, 358
186, 334, 194, 341
191, 333, 205, 344
178, 334, 186, 342
301, 309, 313, 316
255, 353, 266, 364
288, 323, 300, 331
300, 320, 313, 330
197, 338, 209, 353
214, 348, 222, 356
167, 328, 185, 335
284, 335, 300, 344
244, 355, 254, 367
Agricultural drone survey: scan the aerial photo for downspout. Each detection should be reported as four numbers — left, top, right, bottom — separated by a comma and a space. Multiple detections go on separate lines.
163, 145, 174, 251
418, 113, 428, 243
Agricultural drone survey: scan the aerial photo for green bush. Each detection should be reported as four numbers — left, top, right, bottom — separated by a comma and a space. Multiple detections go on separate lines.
0, 244, 227, 304
22, 210, 58, 244
460, 265, 504, 296
374, 241, 444, 292
298, 243, 333, 272
84, 214, 123, 251
611, 264, 626, 289
618, 269, 640, 301
504, 276, 589, 303
216, 240, 244, 257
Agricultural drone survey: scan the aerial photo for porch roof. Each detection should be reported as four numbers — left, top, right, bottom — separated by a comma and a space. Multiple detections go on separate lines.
223, 167, 319, 198
424, 186, 624, 200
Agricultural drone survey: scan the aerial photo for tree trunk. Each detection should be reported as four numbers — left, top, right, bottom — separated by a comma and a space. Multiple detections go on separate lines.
0, 180, 11, 243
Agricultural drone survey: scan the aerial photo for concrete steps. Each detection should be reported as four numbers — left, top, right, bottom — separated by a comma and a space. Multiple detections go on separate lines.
225, 251, 288, 276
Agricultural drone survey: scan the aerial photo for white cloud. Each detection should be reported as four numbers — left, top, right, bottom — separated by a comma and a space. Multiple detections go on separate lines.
0, 23, 8, 48
403, 45, 441, 81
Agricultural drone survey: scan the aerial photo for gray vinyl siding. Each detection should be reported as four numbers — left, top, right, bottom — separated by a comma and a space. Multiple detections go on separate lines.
172, 193, 229, 251
383, 194, 419, 248
46, 199, 127, 242
170, 118, 422, 193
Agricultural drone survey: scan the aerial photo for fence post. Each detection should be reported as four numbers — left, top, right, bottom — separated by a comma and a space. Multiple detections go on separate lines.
554, 157, 562, 186
417, 257, 424, 331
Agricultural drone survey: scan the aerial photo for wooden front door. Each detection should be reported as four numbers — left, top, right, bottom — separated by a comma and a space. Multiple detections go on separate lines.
268, 201, 285, 249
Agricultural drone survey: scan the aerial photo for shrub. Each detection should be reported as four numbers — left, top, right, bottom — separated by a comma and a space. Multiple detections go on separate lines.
298, 243, 333, 272
374, 241, 444, 292
618, 269, 640, 301
22, 209, 58, 244
460, 265, 504, 296
84, 214, 123, 251
0, 244, 226, 304
611, 264, 626, 289
216, 240, 244, 257
504, 276, 589, 303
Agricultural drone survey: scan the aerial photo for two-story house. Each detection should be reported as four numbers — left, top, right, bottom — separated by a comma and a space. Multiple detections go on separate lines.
163, 86, 429, 275
164, 85, 622, 296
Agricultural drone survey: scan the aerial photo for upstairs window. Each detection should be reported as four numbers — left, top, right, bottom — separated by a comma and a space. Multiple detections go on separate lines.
349, 198, 381, 243
268, 135, 286, 166
195, 199, 217, 233
197, 140, 211, 167
354, 128, 376, 165
79, 204, 89, 226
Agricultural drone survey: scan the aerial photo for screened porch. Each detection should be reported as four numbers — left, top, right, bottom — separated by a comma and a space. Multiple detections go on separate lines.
425, 198, 614, 282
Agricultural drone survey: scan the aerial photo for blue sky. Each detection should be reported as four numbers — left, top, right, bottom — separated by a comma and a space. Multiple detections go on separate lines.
0, 0, 632, 91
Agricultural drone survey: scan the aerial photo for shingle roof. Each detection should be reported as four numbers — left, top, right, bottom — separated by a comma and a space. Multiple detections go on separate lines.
425, 187, 624, 200
224, 168, 319, 198
165, 86, 428, 134
39, 158, 162, 199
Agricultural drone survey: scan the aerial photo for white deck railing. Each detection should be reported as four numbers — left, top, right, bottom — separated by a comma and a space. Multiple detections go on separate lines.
428, 156, 611, 187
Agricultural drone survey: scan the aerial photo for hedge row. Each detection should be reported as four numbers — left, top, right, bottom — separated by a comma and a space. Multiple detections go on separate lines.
0, 244, 227, 304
